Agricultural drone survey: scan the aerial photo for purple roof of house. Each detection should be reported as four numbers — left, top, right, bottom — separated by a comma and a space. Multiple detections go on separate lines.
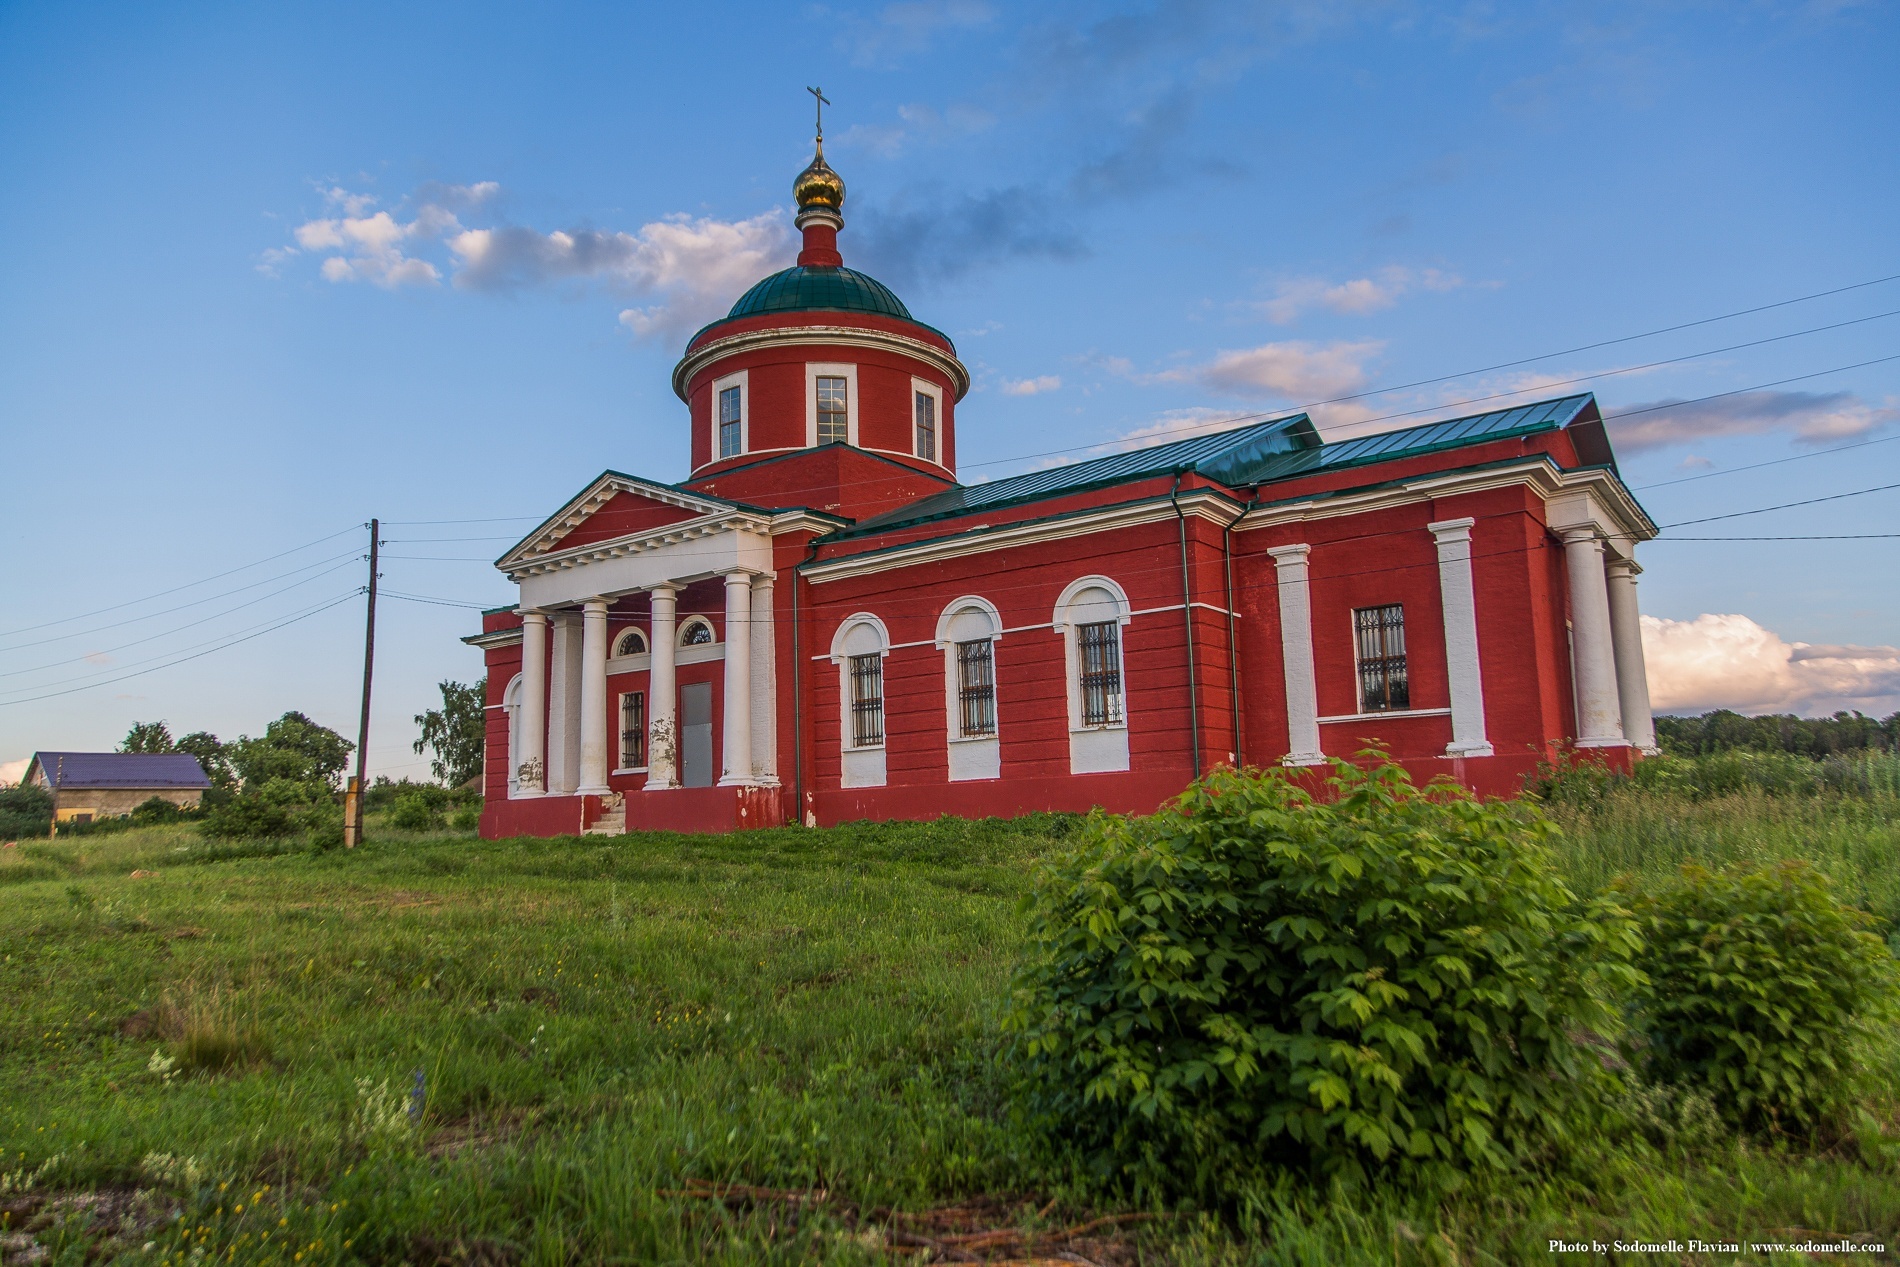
27, 752, 211, 790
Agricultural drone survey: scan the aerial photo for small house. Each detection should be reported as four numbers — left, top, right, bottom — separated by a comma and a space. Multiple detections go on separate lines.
23, 752, 212, 823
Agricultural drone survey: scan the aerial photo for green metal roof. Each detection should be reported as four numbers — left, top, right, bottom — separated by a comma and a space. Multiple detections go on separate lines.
838, 393, 1604, 539
728, 266, 912, 321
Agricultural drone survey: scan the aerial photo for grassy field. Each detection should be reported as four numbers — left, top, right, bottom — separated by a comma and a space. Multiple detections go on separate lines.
3, 766, 1899, 1265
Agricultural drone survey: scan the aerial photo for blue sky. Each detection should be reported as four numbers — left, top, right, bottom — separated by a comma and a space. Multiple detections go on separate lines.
3, 0, 1897, 781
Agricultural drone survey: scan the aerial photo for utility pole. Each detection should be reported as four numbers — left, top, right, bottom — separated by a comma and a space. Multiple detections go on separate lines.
344, 518, 380, 848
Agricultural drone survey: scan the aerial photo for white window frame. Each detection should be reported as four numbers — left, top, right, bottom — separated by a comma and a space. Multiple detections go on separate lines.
615, 689, 649, 774
1052, 575, 1132, 774
935, 596, 1001, 782
910, 377, 944, 466
503, 673, 524, 797
613, 627, 649, 659
712, 369, 748, 460
1349, 603, 1410, 715
678, 615, 718, 648
828, 612, 890, 787
805, 362, 859, 448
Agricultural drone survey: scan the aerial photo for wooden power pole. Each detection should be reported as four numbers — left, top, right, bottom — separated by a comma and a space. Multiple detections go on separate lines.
344, 518, 380, 847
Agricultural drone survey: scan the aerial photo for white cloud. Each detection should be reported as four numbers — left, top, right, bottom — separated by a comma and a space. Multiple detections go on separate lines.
1001, 374, 1061, 396
1257, 266, 1464, 324
1643, 612, 1900, 717
284, 183, 794, 338
844, 0, 993, 65
1606, 390, 1897, 453
1193, 338, 1383, 399
0, 757, 27, 787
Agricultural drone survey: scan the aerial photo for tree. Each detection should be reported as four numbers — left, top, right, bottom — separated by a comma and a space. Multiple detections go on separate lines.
228, 711, 354, 794
175, 731, 237, 791
414, 677, 486, 787
120, 720, 176, 754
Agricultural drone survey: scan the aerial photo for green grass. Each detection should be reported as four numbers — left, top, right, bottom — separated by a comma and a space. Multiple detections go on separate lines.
2, 774, 1898, 1265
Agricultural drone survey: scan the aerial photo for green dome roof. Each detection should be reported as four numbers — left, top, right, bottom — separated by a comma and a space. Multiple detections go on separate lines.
726, 265, 912, 321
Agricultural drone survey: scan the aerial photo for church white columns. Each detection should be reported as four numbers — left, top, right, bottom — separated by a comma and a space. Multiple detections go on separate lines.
577, 598, 611, 795
646, 584, 681, 790
1605, 557, 1659, 754
719, 571, 755, 786
1268, 544, 1325, 766
548, 612, 583, 793
1561, 528, 1628, 748
515, 611, 548, 796
750, 573, 779, 786
1428, 518, 1493, 757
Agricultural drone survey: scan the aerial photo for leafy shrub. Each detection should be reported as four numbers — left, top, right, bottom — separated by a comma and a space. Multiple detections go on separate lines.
388, 793, 446, 832
130, 796, 186, 824
0, 782, 53, 840
1625, 861, 1900, 1135
200, 796, 297, 840
450, 805, 481, 832
1007, 757, 1640, 1198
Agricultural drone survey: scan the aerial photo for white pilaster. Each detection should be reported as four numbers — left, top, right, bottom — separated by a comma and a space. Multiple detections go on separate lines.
719, 571, 755, 786
1428, 518, 1493, 757
1605, 556, 1658, 754
646, 584, 680, 790
548, 612, 583, 793
515, 610, 548, 796
578, 598, 611, 795
1561, 529, 1627, 748
1269, 544, 1325, 766
750, 573, 779, 786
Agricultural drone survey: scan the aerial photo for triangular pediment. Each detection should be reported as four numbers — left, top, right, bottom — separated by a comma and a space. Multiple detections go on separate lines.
495, 472, 742, 569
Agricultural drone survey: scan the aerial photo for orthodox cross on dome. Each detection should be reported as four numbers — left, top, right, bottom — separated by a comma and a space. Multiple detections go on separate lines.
806, 85, 830, 143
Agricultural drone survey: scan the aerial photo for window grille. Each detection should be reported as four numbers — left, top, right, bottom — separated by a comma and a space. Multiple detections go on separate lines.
915, 391, 937, 462
1077, 620, 1123, 726
680, 619, 713, 646
620, 692, 646, 768
1354, 604, 1410, 712
816, 376, 849, 445
614, 628, 647, 658
718, 385, 742, 458
849, 652, 884, 747
955, 638, 996, 737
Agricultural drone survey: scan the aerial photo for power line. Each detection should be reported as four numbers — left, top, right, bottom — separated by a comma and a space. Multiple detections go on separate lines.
962, 306, 1900, 473
1633, 433, 1900, 490
0, 590, 364, 708
0, 556, 365, 679
0, 547, 365, 653
1659, 481, 1900, 528
1659, 534, 1900, 541
0, 524, 360, 642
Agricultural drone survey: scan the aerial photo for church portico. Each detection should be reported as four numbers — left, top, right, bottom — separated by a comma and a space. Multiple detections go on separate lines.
467, 120, 1662, 840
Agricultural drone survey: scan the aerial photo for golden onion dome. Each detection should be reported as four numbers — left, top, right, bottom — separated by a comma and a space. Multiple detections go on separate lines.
794, 141, 845, 214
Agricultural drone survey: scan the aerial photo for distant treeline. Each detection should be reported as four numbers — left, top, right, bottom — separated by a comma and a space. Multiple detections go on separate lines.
1654, 709, 1900, 758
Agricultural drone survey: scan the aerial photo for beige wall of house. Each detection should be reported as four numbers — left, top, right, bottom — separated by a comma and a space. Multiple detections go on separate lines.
52, 787, 203, 822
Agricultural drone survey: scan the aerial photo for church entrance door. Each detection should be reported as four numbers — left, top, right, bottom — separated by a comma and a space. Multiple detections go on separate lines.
680, 682, 713, 788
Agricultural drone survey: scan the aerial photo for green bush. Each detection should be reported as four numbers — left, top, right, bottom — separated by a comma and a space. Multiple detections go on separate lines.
1625, 861, 1900, 1135
0, 782, 53, 839
449, 805, 481, 832
130, 796, 186, 824
1007, 757, 1640, 1197
200, 795, 298, 840
388, 793, 446, 832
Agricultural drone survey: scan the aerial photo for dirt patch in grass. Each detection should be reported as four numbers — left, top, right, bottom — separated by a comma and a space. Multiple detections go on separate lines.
1, 1187, 170, 1264
408, 1232, 525, 1266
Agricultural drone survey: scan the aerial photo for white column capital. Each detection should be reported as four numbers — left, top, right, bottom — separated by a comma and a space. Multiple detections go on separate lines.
1557, 525, 1603, 547
1604, 556, 1643, 580
1267, 543, 1312, 566
1427, 516, 1476, 543
647, 580, 683, 594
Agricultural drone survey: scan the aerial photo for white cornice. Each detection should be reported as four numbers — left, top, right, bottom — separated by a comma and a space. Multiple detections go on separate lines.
497, 473, 742, 570
503, 510, 772, 582
673, 324, 971, 402
800, 489, 1243, 585
461, 628, 523, 650
769, 509, 851, 536
1232, 460, 1658, 546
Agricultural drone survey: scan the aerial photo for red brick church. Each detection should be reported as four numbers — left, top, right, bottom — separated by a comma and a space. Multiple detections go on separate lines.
466, 132, 1660, 838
